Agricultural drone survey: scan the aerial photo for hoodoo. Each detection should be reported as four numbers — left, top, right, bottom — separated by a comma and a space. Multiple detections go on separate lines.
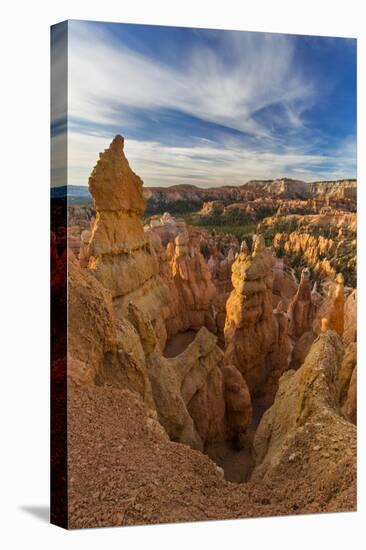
87, 135, 170, 348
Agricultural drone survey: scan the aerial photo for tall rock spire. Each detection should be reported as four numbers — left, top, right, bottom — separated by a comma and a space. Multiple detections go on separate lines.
89, 134, 146, 213
288, 268, 316, 339
325, 273, 345, 336
224, 235, 285, 398
87, 135, 169, 348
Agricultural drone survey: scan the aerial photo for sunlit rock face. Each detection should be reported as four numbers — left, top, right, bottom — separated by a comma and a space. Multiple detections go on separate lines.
67, 253, 155, 408
272, 258, 298, 309
224, 236, 290, 403
313, 273, 345, 337
258, 210, 357, 287
65, 136, 253, 454
251, 331, 356, 492
146, 218, 220, 340
166, 226, 217, 336
67, 247, 252, 454
128, 303, 252, 451
86, 135, 170, 348
338, 289, 357, 424
288, 268, 316, 340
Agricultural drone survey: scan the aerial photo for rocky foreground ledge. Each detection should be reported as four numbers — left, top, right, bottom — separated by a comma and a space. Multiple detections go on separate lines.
67, 329, 355, 528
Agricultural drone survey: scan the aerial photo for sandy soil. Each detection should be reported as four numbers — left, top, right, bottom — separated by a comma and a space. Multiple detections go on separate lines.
67, 382, 356, 529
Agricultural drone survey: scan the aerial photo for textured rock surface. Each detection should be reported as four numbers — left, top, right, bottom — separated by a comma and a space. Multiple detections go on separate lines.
288, 268, 316, 339
314, 273, 345, 336
68, 249, 251, 452
144, 178, 356, 215
222, 365, 252, 445
290, 330, 316, 370
252, 331, 356, 493
162, 225, 217, 337
336, 342, 356, 409
68, 253, 118, 383
339, 290, 357, 423
342, 366, 356, 424
61, 136, 357, 527
260, 212, 356, 287
128, 303, 251, 451
68, 254, 155, 406
224, 236, 289, 401
67, 373, 356, 529
343, 289, 357, 346
272, 258, 298, 309
87, 135, 170, 348
146, 216, 236, 342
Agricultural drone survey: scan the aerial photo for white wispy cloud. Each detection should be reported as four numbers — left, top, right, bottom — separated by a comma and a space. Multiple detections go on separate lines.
57, 22, 355, 187
67, 22, 314, 137
67, 131, 356, 187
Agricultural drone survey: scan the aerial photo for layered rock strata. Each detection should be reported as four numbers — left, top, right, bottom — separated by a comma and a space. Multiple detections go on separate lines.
68, 249, 252, 452
146, 217, 231, 341
128, 303, 223, 450
86, 135, 170, 348
163, 226, 217, 338
288, 268, 316, 339
314, 273, 345, 336
224, 236, 290, 404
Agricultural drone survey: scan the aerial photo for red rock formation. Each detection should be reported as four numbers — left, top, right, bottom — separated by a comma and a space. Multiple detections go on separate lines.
60, 138, 357, 526
288, 268, 316, 339
343, 289, 357, 346
252, 331, 356, 490
87, 135, 170, 348
326, 273, 345, 336
166, 226, 216, 336
66, 136, 254, 455
272, 258, 297, 309
67, 253, 156, 406
127, 299, 252, 450
144, 178, 356, 215
78, 228, 91, 268
338, 289, 357, 423
147, 219, 222, 339
260, 211, 356, 286
224, 236, 290, 404
263, 300, 292, 408
314, 273, 345, 337
342, 367, 356, 424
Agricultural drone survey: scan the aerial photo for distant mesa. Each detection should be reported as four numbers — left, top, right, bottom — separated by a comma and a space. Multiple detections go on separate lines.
52, 176, 357, 211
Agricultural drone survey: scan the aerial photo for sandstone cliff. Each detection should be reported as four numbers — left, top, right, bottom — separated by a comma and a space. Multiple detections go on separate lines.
128, 302, 226, 451
144, 178, 356, 215
146, 215, 237, 343
252, 331, 356, 495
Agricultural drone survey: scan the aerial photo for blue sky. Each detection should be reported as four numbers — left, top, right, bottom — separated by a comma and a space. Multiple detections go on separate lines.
52, 20, 356, 187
